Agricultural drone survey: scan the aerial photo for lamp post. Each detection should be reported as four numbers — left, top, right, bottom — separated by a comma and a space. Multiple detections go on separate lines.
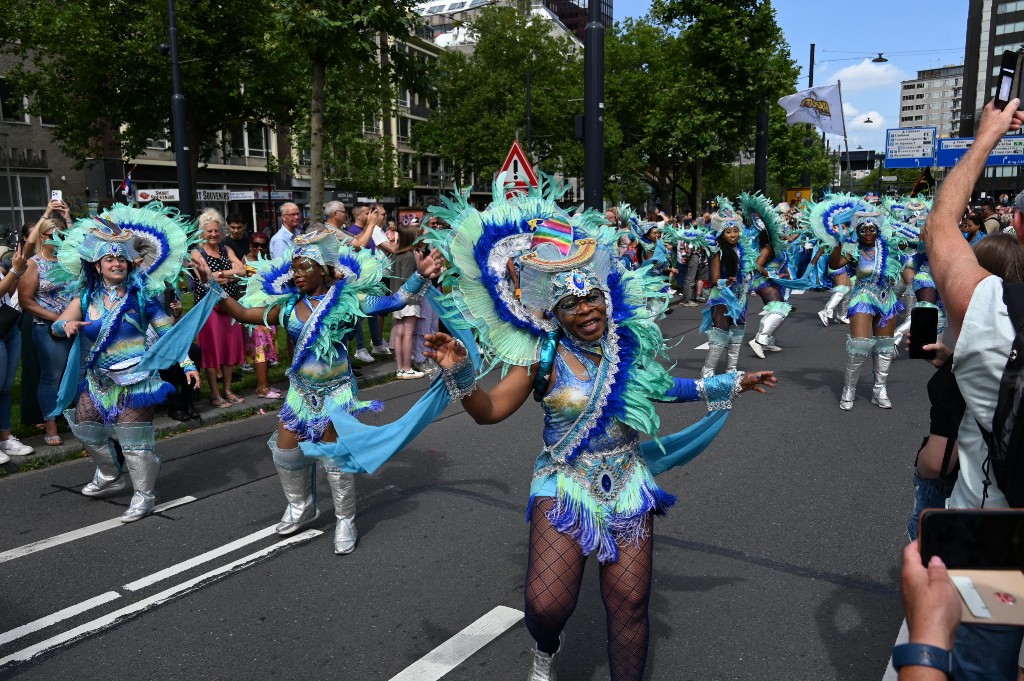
583, 0, 604, 210
163, 0, 195, 219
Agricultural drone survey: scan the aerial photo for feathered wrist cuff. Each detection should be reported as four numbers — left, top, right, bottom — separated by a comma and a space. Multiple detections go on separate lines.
207, 278, 230, 299
179, 360, 197, 373
697, 371, 744, 411
439, 341, 477, 401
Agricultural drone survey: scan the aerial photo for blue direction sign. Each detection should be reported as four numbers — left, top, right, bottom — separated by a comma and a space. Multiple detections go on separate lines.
885, 127, 936, 168
936, 136, 1024, 167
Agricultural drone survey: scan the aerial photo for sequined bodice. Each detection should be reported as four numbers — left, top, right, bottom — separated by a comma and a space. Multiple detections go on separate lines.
541, 343, 636, 452
286, 297, 350, 383
855, 247, 877, 280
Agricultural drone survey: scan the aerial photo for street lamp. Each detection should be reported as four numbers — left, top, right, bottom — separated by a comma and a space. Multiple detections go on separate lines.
863, 116, 874, 124
872, 53, 889, 63
161, 0, 194, 219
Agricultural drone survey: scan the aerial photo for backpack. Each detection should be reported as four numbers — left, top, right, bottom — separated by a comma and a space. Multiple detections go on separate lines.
980, 282, 1024, 507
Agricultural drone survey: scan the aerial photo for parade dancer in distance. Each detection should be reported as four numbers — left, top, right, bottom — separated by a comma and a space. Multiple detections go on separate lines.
421, 179, 776, 681
700, 197, 758, 378
194, 227, 440, 554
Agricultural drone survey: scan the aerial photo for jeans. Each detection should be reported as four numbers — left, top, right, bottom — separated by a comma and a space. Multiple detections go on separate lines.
351, 316, 384, 350
907, 469, 956, 541
953, 623, 1024, 681
32, 322, 72, 421
0, 325, 20, 431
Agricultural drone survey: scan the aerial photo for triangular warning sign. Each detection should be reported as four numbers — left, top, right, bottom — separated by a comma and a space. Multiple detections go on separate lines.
498, 140, 539, 198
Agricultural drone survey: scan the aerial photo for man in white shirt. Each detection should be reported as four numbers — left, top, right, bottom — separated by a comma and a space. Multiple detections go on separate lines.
269, 202, 302, 260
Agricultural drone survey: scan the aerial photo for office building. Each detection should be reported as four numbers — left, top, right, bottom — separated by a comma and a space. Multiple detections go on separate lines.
898, 65, 963, 139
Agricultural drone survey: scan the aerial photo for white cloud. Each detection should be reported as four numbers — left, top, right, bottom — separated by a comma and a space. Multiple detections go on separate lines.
828, 60, 909, 92
843, 102, 859, 116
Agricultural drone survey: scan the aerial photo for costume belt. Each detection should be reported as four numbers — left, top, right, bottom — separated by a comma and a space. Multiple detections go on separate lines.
535, 441, 642, 504
288, 372, 351, 413
92, 358, 148, 389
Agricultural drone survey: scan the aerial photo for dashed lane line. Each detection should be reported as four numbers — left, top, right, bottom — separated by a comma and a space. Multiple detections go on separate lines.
0, 592, 120, 647
389, 605, 524, 681
0, 529, 322, 669
0, 496, 197, 565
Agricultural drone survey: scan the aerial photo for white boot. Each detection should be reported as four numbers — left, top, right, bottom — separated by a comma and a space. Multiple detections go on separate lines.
527, 635, 562, 681
269, 435, 319, 535
326, 468, 358, 554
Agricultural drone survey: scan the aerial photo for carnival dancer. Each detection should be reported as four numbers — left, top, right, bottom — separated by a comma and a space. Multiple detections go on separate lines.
821, 205, 904, 410
49, 204, 202, 522
700, 197, 758, 378
193, 227, 440, 554
420, 179, 776, 681
738, 192, 803, 358
807, 194, 860, 327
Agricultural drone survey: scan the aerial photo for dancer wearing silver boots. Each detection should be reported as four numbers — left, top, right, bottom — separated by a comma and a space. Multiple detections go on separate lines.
826, 210, 904, 410
49, 205, 201, 522
194, 228, 440, 554
700, 197, 757, 378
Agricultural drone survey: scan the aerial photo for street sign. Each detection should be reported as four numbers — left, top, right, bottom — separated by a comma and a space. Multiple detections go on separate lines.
136, 188, 180, 202
498, 139, 539, 198
881, 176, 898, 181
936, 136, 1024, 167
885, 127, 936, 168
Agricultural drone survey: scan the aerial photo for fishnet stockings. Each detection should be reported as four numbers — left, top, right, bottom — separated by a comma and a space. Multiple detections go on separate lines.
711, 305, 731, 332
916, 287, 938, 305
757, 284, 784, 304
525, 498, 653, 681
75, 395, 155, 424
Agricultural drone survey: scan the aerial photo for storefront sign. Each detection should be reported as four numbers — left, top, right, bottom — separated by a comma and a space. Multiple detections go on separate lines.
196, 189, 231, 202
136, 188, 180, 202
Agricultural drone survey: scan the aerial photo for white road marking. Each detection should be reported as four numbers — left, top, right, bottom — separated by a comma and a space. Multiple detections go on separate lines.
389, 605, 524, 681
0, 592, 121, 647
123, 525, 278, 592
0, 496, 197, 565
0, 529, 321, 669
790, 289, 806, 295
694, 342, 709, 350
881, 619, 908, 681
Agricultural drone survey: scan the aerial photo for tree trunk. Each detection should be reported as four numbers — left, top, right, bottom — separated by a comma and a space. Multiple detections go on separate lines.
309, 51, 326, 222
691, 158, 704, 213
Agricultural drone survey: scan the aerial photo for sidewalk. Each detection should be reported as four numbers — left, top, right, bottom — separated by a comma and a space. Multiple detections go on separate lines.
0, 355, 404, 474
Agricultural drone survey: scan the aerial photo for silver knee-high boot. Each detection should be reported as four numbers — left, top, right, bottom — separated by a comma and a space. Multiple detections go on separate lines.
269, 434, 319, 535
325, 466, 357, 555
749, 302, 791, 358
702, 328, 729, 378
892, 288, 916, 349
726, 326, 745, 372
113, 422, 159, 523
818, 285, 849, 327
871, 336, 896, 409
66, 409, 127, 498
841, 336, 875, 410
527, 634, 562, 681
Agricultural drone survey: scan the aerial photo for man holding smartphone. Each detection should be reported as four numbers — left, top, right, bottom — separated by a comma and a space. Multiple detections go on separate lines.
922, 96, 1024, 680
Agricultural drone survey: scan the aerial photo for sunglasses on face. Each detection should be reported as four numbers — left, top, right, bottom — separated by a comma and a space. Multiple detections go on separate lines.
557, 290, 606, 315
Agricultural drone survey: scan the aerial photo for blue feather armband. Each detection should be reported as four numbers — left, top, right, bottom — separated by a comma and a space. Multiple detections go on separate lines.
697, 372, 742, 411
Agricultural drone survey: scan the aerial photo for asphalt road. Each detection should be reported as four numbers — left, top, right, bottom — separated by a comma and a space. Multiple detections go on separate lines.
0, 290, 935, 681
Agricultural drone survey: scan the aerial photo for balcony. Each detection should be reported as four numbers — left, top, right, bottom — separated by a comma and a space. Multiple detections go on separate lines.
0, 148, 48, 169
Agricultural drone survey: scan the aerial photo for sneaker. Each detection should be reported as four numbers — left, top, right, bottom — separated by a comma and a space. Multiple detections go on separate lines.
0, 436, 33, 457
353, 348, 375, 363
240, 363, 255, 373
396, 369, 425, 379
371, 343, 393, 357
0, 450, 8, 465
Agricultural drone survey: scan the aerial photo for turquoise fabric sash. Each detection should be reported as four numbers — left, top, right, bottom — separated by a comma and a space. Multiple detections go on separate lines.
48, 291, 219, 418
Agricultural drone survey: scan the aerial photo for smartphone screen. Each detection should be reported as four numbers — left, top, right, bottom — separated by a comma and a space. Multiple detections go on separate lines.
920, 510, 1024, 569
908, 306, 939, 360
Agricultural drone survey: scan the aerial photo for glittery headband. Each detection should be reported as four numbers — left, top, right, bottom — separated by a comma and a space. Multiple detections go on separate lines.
291, 229, 340, 268
77, 218, 140, 263
548, 268, 603, 310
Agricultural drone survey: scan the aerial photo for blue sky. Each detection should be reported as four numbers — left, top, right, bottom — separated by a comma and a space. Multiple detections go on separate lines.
613, 0, 968, 152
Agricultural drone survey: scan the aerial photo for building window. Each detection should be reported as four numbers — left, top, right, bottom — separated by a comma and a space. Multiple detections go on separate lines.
228, 122, 269, 158
0, 79, 26, 124
0, 173, 49, 244
397, 117, 411, 143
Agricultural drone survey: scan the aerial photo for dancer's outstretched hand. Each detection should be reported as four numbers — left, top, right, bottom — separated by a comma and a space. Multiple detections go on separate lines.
415, 249, 443, 280
424, 331, 467, 369
740, 370, 777, 394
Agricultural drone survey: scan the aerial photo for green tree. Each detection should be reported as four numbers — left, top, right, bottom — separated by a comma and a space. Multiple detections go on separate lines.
0, 0, 298, 198
411, 7, 584, 187
270, 0, 424, 217
628, 0, 798, 211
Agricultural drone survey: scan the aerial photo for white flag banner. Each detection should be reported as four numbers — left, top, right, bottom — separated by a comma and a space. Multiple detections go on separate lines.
777, 84, 846, 137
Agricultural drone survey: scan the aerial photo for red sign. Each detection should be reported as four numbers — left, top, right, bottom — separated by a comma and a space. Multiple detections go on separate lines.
498, 139, 539, 199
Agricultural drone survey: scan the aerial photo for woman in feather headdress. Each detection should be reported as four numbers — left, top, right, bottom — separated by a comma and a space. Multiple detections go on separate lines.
422, 178, 776, 681
48, 203, 202, 522
192, 227, 441, 554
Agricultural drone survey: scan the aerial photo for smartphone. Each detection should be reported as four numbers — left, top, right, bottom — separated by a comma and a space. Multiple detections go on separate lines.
920, 509, 1024, 569
995, 50, 1022, 109
908, 305, 939, 360
50, 190, 62, 202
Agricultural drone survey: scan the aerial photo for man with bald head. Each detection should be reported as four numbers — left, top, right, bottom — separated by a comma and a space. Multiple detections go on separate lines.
270, 202, 302, 260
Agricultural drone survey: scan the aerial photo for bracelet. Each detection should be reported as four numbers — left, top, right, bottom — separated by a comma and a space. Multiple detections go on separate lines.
9, 268, 21, 278
207, 278, 230, 300
179, 360, 196, 373
697, 371, 743, 411
51, 320, 67, 337
891, 643, 952, 677
439, 341, 477, 401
